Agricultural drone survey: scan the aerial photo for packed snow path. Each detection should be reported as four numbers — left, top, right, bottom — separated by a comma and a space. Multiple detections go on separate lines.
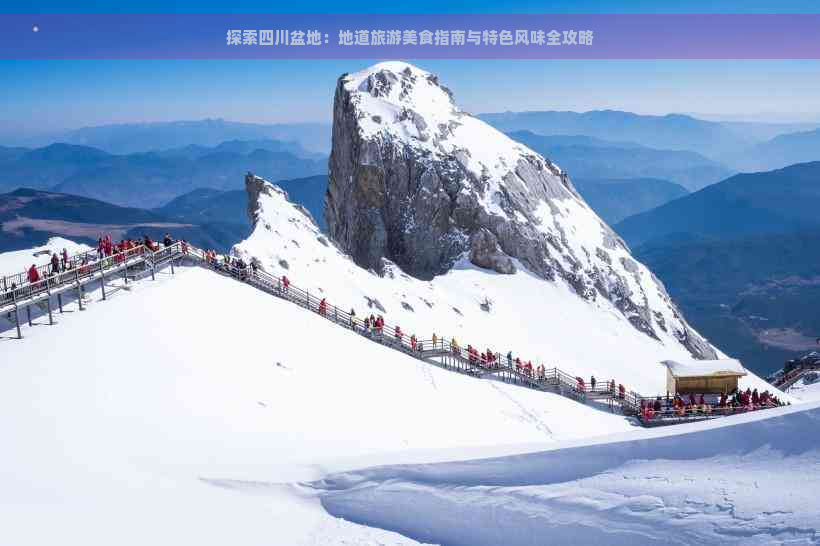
0, 242, 780, 427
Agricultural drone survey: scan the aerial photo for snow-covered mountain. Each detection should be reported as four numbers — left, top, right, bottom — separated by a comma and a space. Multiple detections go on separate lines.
325, 61, 715, 359
233, 173, 777, 397
4, 61, 815, 545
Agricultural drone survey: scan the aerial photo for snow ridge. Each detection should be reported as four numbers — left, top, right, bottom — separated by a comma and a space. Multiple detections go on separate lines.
235, 174, 777, 397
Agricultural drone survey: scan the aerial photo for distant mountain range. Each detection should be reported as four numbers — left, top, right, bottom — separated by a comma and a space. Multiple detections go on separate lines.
509, 131, 732, 191
616, 162, 820, 248
0, 188, 243, 253
482, 110, 755, 160
19, 119, 332, 156
0, 173, 330, 255
612, 161, 820, 375
634, 230, 820, 376
157, 175, 328, 232
573, 178, 689, 224
0, 141, 327, 208
736, 128, 820, 172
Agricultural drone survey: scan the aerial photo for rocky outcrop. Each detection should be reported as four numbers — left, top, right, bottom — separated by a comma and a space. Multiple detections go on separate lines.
469, 228, 516, 274
246, 171, 318, 230
325, 61, 717, 359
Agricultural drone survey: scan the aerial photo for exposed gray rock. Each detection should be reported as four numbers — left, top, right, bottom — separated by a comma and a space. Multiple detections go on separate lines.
469, 228, 516, 274
364, 296, 386, 313
325, 63, 717, 360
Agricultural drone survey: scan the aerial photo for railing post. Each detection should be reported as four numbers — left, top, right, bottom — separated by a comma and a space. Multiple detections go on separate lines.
26, 305, 31, 326
123, 255, 128, 285
75, 268, 83, 311
100, 260, 107, 300
46, 295, 53, 325
58, 292, 63, 313
12, 289, 21, 339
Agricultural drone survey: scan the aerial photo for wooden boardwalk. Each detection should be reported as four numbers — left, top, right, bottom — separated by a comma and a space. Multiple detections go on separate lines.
1, 241, 781, 427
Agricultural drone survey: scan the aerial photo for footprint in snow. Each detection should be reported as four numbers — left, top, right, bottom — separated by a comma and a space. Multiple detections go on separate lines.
257, 401, 268, 407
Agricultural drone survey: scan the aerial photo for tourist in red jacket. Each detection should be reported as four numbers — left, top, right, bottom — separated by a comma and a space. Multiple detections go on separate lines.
27, 264, 40, 283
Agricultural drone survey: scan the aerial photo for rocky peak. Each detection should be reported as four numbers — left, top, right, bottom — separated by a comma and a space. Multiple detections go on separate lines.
325, 62, 717, 359
245, 171, 318, 231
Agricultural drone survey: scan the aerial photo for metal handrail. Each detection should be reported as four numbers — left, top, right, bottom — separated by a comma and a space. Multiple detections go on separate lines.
1, 243, 152, 307
1, 239, 784, 426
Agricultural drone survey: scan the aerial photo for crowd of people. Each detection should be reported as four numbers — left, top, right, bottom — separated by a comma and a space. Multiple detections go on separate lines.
6, 235, 790, 428
275, 279, 788, 425
5, 233, 190, 299
639, 387, 788, 420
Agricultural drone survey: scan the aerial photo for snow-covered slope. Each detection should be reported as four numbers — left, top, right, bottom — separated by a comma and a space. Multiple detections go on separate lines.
0, 236, 91, 277
316, 400, 820, 545
0, 236, 805, 544
235, 176, 780, 397
788, 373, 820, 402
326, 62, 715, 359
0, 259, 635, 545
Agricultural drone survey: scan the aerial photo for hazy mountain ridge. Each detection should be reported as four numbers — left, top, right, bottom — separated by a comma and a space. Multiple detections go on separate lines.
737, 128, 820, 172
573, 177, 689, 224
18, 119, 332, 155
635, 230, 820, 376
157, 174, 329, 232
508, 130, 731, 191
612, 162, 820, 375
0, 141, 327, 208
479, 109, 754, 160
616, 161, 820, 248
0, 188, 242, 253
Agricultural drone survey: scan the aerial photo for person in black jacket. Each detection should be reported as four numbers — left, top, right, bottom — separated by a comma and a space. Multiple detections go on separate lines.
50, 253, 60, 275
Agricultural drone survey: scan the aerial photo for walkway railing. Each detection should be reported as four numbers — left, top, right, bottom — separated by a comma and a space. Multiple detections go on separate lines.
767, 354, 820, 390
0, 241, 781, 426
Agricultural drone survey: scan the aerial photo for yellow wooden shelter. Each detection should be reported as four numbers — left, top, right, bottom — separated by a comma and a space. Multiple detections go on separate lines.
662, 359, 747, 395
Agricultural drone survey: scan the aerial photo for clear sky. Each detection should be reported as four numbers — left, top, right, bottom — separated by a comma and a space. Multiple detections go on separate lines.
3, 0, 820, 132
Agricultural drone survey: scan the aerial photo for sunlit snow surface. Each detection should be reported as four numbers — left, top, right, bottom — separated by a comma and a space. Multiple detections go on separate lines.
0, 237, 814, 545
316, 402, 820, 545
788, 373, 820, 402
233, 179, 778, 398
0, 261, 630, 546
0, 237, 91, 277
0, 175, 807, 545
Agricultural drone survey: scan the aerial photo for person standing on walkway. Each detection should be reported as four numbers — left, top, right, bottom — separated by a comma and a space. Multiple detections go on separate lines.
27, 264, 40, 284
50, 253, 60, 276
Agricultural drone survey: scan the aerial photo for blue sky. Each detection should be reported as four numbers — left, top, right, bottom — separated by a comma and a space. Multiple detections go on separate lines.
3, 0, 820, 132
